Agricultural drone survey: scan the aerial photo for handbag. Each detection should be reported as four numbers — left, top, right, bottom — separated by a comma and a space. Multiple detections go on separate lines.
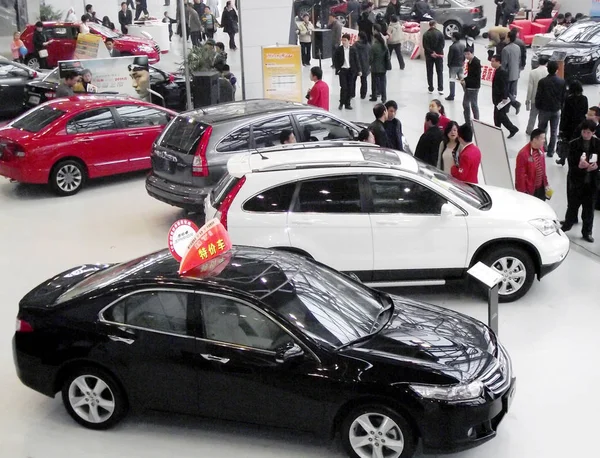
38, 49, 48, 58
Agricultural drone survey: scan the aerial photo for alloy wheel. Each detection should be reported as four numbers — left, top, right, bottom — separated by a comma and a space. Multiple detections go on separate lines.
55, 164, 83, 193
68, 375, 115, 424
444, 22, 460, 38
26, 57, 40, 70
490, 256, 527, 296
349, 412, 405, 458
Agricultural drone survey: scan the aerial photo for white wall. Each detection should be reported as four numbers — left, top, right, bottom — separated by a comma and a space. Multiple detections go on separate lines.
238, 0, 294, 100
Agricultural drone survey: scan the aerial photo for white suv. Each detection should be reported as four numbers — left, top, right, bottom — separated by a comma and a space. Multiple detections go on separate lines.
205, 142, 570, 302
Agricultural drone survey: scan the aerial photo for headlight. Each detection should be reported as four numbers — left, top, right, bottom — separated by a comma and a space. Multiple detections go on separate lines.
529, 218, 558, 236
410, 380, 483, 401
138, 45, 154, 53
569, 55, 592, 63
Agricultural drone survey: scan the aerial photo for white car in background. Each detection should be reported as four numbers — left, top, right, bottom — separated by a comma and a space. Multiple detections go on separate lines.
205, 142, 570, 302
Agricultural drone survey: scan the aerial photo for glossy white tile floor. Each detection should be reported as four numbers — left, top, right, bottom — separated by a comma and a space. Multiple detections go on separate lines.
2, 20, 600, 458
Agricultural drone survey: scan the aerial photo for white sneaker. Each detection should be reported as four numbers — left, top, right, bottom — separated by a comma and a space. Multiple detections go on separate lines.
428, 90, 433, 94
438, 90, 444, 95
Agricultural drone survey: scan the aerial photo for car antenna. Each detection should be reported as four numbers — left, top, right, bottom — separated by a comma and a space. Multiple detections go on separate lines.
255, 149, 268, 160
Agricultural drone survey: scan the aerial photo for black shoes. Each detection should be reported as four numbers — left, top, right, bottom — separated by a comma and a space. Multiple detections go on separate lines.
556, 158, 565, 165
507, 128, 519, 139
582, 234, 595, 243
345, 105, 353, 110
369, 97, 378, 101
445, 96, 454, 101
338, 103, 343, 110
560, 223, 572, 232
515, 102, 521, 115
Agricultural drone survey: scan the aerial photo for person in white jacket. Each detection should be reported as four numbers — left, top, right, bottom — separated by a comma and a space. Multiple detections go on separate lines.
65, 7, 77, 22
297, 13, 314, 66
386, 15, 405, 70
525, 56, 548, 135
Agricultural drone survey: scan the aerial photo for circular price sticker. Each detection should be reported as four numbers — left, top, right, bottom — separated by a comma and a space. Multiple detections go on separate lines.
168, 219, 199, 262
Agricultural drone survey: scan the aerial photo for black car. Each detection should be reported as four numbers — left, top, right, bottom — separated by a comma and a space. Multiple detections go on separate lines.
23, 65, 187, 111
14, 246, 515, 458
532, 20, 600, 84
0, 57, 48, 119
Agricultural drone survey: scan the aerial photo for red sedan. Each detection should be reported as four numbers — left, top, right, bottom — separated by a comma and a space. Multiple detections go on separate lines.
0, 96, 175, 196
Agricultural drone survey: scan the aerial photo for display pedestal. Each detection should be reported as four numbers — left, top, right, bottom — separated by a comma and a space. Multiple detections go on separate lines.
467, 262, 503, 335
192, 71, 219, 108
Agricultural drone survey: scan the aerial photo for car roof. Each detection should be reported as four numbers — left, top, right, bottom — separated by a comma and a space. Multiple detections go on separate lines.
41, 95, 174, 113
182, 99, 319, 124
226, 142, 419, 177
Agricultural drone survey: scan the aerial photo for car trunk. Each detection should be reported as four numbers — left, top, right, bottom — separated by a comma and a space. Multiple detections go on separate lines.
24, 81, 57, 109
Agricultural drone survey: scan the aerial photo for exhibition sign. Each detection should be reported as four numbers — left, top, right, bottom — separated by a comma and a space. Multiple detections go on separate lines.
168, 219, 200, 262
463, 61, 496, 86
262, 45, 303, 102
73, 33, 110, 60
472, 119, 513, 189
178, 219, 232, 275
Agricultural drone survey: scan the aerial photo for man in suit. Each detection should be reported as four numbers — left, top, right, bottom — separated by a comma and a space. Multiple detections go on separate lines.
118, 2, 132, 35
501, 29, 522, 113
415, 112, 443, 166
491, 54, 519, 138
334, 33, 361, 110
461, 46, 481, 124
536, 60, 566, 157
525, 56, 548, 135
105, 38, 121, 57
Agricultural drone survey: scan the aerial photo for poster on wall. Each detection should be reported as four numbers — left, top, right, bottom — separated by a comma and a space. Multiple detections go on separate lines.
74, 33, 110, 60
262, 45, 303, 103
58, 56, 150, 101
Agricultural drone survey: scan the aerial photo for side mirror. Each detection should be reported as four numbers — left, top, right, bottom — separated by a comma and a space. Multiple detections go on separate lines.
440, 202, 459, 218
275, 342, 304, 364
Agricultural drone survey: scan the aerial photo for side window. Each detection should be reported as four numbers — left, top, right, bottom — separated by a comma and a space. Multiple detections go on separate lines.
48, 27, 70, 39
116, 105, 170, 128
104, 291, 192, 336
66, 108, 117, 134
216, 126, 251, 152
251, 116, 294, 149
243, 183, 296, 213
295, 113, 354, 142
200, 295, 293, 351
368, 175, 447, 214
295, 176, 362, 213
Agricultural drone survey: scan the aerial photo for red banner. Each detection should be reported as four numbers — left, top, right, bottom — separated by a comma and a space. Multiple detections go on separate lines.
179, 219, 232, 275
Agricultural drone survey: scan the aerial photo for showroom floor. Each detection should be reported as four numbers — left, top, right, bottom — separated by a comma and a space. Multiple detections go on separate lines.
2, 6, 600, 457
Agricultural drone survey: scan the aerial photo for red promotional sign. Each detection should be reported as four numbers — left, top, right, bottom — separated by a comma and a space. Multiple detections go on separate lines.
168, 219, 199, 262
179, 219, 232, 275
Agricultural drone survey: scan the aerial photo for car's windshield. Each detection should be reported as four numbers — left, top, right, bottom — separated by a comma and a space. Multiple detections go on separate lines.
89, 22, 121, 38
11, 106, 65, 132
558, 23, 600, 44
417, 162, 487, 209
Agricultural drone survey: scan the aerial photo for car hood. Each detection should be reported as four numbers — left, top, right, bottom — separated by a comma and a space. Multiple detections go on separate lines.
342, 296, 496, 383
538, 40, 597, 57
479, 184, 558, 220
115, 34, 157, 48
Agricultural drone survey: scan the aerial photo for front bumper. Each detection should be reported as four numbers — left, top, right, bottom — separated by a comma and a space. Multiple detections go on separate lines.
537, 230, 570, 279
146, 173, 209, 211
419, 377, 516, 454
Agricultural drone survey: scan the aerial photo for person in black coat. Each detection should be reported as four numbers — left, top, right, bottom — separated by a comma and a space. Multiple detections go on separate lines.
462, 47, 481, 124
369, 103, 389, 147
221, 1, 239, 50
557, 80, 588, 165
32, 21, 49, 69
334, 34, 361, 110
118, 3, 132, 34
561, 120, 600, 243
490, 54, 518, 137
384, 100, 404, 151
422, 20, 445, 94
415, 112, 444, 166
357, 8, 374, 43
494, 0, 504, 26
385, 0, 401, 23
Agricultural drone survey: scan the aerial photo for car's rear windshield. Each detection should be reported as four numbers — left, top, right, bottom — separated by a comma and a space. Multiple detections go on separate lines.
159, 116, 209, 154
12, 106, 65, 133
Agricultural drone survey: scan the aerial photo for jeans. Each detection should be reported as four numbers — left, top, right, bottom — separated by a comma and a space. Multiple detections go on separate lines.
494, 105, 517, 133
371, 72, 386, 102
526, 105, 539, 134
360, 73, 369, 99
537, 109, 560, 155
448, 66, 464, 98
463, 88, 480, 124
507, 80, 520, 108
227, 32, 237, 49
300, 42, 311, 66
426, 57, 443, 92
387, 43, 405, 69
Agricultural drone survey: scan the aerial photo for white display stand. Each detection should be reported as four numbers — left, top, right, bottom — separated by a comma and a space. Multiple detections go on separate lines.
472, 119, 514, 190
128, 22, 170, 53
467, 261, 503, 334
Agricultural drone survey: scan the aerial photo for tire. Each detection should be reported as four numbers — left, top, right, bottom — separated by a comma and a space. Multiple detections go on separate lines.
443, 20, 461, 39
341, 405, 416, 458
480, 245, 535, 303
592, 60, 600, 84
61, 366, 127, 430
50, 159, 86, 196
25, 55, 40, 70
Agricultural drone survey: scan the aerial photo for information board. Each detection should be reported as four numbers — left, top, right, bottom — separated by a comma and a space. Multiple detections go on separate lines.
262, 45, 303, 102
472, 119, 514, 190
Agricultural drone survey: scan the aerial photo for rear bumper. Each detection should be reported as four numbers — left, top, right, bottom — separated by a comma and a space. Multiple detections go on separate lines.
13, 336, 57, 398
0, 162, 48, 184
146, 173, 209, 211
472, 17, 487, 30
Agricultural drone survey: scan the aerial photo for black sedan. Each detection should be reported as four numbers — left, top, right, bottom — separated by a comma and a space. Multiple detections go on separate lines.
23, 65, 187, 111
13, 246, 515, 458
532, 20, 600, 84
0, 57, 48, 119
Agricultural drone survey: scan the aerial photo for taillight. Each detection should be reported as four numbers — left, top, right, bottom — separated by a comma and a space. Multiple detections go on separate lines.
216, 176, 246, 229
0, 141, 25, 161
46, 91, 56, 99
192, 125, 213, 177
470, 7, 480, 13
168, 73, 175, 83
15, 319, 33, 333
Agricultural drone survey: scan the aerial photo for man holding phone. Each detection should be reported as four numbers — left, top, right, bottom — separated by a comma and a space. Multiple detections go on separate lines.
561, 120, 599, 243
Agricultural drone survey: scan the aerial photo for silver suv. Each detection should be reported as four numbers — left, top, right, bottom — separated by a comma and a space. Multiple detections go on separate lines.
146, 99, 409, 210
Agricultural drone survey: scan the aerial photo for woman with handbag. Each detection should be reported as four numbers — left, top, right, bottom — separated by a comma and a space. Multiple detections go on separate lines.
33, 22, 51, 69
221, 1, 239, 50
369, 31, 390, 103
557, 80, 588, 166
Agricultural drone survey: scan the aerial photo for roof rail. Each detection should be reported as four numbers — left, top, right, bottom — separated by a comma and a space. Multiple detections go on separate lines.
248, 140, 369, 155
253, 160, 393, 174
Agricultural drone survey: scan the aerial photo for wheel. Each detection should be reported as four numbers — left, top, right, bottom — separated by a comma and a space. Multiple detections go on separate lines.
61, 366, 127, 430
25, 55, 40, 70
480, 245, 535, 302
443, 20, 461, 39
592, 60, 600, 84
50, 160, 86, 196
341, 405, 416, 458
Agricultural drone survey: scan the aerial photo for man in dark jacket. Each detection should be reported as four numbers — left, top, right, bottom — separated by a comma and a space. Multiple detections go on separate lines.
118, 2, 132, 34
446, 32, 465, 101
423, 20, 445, 94
33, 21, 49, 69
561, 120, 599, 243
502, 0, 519, 26
384, 100, 404, 151
411, 0, 433, 22
415, 112, 443, 166
491, 54, 518, 137
334, 33, 361, 110
385, 0, 401, 23
462, 47, 481, 123
353, 32, 371, 99
357, 5, 374, 42
535, 60, 566, 157
369, 103, 389, 147
494, 0, 504, 26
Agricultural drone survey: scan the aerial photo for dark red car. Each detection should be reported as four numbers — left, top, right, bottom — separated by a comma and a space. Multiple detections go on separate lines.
0, 96, 175, 196
20, 22, 161, 69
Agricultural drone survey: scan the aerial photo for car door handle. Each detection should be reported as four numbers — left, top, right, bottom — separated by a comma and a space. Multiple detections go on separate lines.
292, 220, 318, 226
108, 335, 135, 345
76, 137, 94, 143
201, 354, 230, 364
375, 220, 399, 226
128, 132, 144, 137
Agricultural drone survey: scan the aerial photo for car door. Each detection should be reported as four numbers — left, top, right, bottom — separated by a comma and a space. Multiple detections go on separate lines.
0, 62, 30, 117
194, 293, 326, 430
366, 173, 468, 281
62, 107, 130, 177
287, 174, 373, 279
97, 290, 200, 415
45, 26, 76, 67
114, 105, 172, 170
294, 112, 357, 142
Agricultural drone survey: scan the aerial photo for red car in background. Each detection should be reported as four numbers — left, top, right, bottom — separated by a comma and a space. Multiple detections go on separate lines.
20, 22, 161, 69
0, 96, 175, 196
